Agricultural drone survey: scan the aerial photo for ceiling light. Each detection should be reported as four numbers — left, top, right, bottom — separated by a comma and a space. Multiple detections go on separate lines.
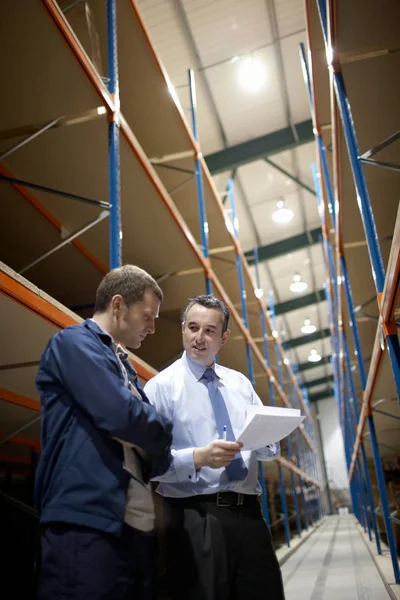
289, 273, 307, 293
301, 318, 316, 334
308, 348, 321, 363
272, 200, 294, 224
254, 287, 264, 299
283, 358, 290, 365
238, 57, 266, 93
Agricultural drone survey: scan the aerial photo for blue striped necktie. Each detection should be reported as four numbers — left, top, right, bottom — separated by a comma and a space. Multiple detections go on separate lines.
202, 368, 248, 481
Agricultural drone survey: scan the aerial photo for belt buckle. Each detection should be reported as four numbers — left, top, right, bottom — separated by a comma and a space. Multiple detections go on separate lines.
216, 492, 231, 507
216, 492, 244, 507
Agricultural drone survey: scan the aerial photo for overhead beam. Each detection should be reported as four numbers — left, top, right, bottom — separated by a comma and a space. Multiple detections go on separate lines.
264, 158, 316, 196
271, 289, 326, 316
304, 375, 334, 389
245, 227, 322, 264
205, 119, 314, 174
297, 356, 331, 372
308, 391, 334, 403
252, 327, 329, 348
283, 327, 330, 349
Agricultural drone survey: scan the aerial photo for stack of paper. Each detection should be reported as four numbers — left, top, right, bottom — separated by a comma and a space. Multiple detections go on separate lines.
237, 405, 305, 450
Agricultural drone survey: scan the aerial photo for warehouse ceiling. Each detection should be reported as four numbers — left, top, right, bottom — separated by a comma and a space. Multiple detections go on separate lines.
134, 0, 399, 421
134, 0, 334, 395
0, 0, 399, 474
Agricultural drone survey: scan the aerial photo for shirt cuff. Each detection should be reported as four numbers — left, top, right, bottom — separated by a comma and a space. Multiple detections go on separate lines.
255, 441, 280, 461
173, 448, 198, 483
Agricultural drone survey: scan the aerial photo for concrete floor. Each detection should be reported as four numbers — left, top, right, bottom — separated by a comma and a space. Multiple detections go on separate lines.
281, 515, 394, 600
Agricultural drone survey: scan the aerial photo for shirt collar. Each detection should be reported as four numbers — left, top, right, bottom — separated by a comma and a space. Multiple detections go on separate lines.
182, 351, 222, 382
87, 318, 127, 359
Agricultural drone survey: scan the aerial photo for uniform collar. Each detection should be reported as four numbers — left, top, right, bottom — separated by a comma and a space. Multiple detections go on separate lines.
84, 318, 113, 346
85, 318, 127, 358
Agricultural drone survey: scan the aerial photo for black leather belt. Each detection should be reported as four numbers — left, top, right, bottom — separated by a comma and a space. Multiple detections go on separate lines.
169, 491, 256, 508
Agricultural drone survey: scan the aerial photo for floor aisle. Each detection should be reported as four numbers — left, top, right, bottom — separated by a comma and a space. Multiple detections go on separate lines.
281, 515, 392, 600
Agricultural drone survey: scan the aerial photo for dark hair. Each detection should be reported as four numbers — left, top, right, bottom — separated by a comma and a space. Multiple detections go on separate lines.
182, 295, 230, 334
94, 265, 163, 313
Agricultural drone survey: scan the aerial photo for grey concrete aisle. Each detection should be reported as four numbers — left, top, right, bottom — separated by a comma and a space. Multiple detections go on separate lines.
281, 515, 393, 600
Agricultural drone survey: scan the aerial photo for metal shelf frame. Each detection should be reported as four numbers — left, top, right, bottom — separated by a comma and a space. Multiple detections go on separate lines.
1, 0, 325, 547
303, 0, 400, 583
187, 65, 324, 539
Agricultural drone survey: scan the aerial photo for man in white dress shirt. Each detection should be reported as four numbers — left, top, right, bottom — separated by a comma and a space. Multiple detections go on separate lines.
145, 295, 285, 600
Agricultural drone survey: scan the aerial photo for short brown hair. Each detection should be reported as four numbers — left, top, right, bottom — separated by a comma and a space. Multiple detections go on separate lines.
94, 265, 163, 313
183, 295, 230, 334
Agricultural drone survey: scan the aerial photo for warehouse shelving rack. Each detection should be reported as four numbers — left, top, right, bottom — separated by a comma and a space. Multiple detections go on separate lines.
1, 1, 324, 558
303, 0, 400, 583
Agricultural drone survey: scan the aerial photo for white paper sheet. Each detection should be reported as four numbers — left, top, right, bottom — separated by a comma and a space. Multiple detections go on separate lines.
236, 405, 305, 450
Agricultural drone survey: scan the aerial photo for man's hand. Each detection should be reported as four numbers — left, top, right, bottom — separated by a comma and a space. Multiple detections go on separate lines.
194, 440, 243, 470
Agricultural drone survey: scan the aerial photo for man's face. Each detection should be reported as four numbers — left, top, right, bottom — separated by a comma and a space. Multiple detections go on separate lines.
182, 304, 230, 367
114, 289, 160, 349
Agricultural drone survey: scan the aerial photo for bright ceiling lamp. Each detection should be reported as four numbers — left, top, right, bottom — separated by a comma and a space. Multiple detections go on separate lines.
308, 348, 321, 363
238, 57, 266, 93
254, 287, 264, 299
272, 200, 293, 224
301, 318, 316, 334
289, 273, 307, 293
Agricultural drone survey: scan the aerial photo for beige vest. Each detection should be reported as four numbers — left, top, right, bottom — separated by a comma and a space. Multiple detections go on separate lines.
122, 445, 155, 532
112, 342, 156, 532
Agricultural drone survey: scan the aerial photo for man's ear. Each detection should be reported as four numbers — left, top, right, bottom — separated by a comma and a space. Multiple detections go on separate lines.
181, 321, 185, 333
111, 294, 123, 316
221, 329, 230, 346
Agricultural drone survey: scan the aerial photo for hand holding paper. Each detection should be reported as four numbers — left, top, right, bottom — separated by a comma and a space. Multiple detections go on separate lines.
236, 405, 305, 451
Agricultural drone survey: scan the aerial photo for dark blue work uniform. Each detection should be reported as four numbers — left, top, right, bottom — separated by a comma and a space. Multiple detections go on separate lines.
35, 319, 172, 599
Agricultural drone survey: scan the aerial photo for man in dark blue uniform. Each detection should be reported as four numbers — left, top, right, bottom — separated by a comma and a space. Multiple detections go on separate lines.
35, 264, 173, 600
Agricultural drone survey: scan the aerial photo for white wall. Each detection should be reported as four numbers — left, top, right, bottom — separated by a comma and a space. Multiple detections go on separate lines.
317, 397, 349, 489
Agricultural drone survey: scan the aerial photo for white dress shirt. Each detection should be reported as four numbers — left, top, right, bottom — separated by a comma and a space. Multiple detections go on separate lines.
144, 351, 279, 498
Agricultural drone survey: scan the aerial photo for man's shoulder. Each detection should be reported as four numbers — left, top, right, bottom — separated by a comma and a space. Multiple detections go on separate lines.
43, 321, 108, 361
49, 321, 93, 346
217, 363, 251, 385
37, 323, 93, 380
146, 357, 184, 387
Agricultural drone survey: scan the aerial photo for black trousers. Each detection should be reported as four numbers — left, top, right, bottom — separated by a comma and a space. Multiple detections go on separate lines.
37, 522, 157, 600
164, 494, 285, 600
